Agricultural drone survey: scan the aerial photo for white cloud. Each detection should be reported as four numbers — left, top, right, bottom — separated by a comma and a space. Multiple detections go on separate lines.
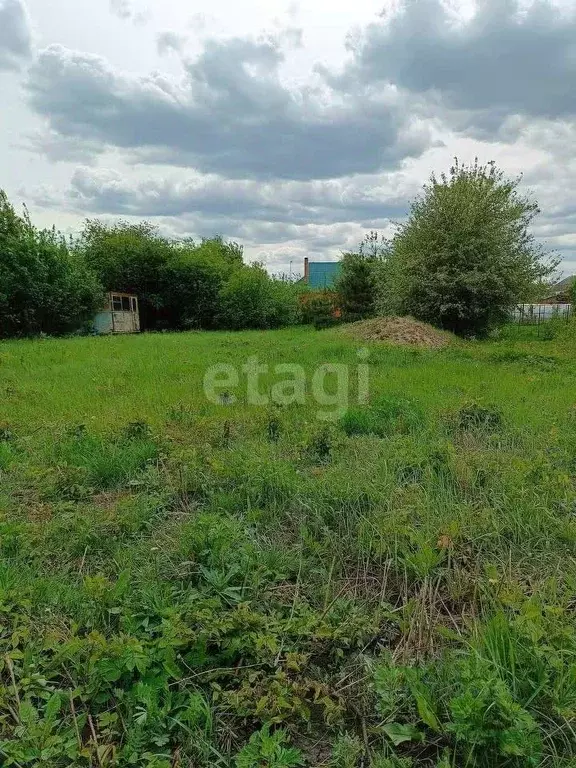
109, 0, 150, 25
0, 0, 574, 274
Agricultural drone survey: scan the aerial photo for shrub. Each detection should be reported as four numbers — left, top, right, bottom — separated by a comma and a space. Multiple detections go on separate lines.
217, 264, 301, 330
159, 236, 244, 329
79, 221, 246, 331
336, 233, 385, 322
380, 159, 558, 337
159, 248, 228, 330
78, 219, 175, 330
0, 191, 103, 337
300, 290, 341, 329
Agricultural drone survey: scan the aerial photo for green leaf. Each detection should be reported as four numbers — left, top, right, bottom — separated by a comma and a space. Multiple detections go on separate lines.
382, 722, 424, 746
405, 671, 442, 732
45, 693, 62, 721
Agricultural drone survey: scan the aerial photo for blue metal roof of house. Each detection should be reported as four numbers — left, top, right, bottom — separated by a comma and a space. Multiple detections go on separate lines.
308, 261, 341, 289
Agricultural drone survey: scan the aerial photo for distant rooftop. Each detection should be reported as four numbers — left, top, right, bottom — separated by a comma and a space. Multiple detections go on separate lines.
552, 275, 575, 293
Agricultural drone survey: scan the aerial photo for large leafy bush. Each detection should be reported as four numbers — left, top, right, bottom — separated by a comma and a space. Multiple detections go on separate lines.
78, 219, 177, 330
380, 160, 558, 336
217, 264, 301, 330
78, 220, 296, 332
0, 191, 103, 338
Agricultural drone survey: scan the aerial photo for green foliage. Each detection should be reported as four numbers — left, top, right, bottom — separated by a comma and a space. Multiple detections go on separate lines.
336, 252, 378, 322
380, 159, 559, 337
79, 219, 172, 330
55, 432, 160, 490
161, 236, 244, 330
78, 220, 243, 330
159, 247, 227, 330
0, 191, 103, 338
456, 402, 503, 432
0, 190, 303, 337
300, 290, 341, 329
78, 221, 301, 332
336, 233, 385, 322
372, 758, 413, 768
217, 263, 301, 330
1, 326, 576, 766
235, 725, 304, 768
370, 605, 576, 767
0, 442, 15, 471
329, 733, 364, 767
305, 426, 333, 463
448, 674, 542, 764
340, 396, 424, 438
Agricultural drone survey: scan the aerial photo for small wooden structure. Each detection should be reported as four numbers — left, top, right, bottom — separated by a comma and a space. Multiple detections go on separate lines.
94, 292, 140, 334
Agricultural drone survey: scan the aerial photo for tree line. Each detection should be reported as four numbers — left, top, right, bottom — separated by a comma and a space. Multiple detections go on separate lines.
0, 193, 301, 338
0, 159, 563, 339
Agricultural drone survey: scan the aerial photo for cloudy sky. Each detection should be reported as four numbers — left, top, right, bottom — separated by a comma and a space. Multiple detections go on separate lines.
1, 0, 575, 277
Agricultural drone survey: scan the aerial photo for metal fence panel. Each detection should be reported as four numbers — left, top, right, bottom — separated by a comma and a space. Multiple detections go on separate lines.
512, 304, 572, 325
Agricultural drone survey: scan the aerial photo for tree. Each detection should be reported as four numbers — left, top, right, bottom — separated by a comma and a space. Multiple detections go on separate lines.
300, 290, 341, 329
380, 159, 558, 336
336, 253, 377, 322
0, 191, 103, 338
78, 220, 173, 330
336, 232, 387, 322
194, 235, 244, 270
78, 222, 248, 330
160, 247, 229, 330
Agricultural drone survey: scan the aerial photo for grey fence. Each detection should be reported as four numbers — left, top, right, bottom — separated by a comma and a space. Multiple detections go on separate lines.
512, 303, 573, 325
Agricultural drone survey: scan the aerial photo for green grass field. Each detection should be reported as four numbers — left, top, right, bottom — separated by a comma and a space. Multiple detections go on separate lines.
1, 323, 576, 767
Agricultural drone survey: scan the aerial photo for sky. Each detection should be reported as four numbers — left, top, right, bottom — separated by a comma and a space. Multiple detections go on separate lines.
1, 0, 575, 278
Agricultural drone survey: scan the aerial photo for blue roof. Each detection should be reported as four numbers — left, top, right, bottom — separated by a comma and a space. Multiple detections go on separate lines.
308, 261, 341, 289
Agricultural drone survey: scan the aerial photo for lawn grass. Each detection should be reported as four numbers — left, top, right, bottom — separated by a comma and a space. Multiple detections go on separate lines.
0, 323, 575, 767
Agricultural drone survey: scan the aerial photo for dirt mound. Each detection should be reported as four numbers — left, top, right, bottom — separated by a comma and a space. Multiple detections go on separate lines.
340, 316, 452, 349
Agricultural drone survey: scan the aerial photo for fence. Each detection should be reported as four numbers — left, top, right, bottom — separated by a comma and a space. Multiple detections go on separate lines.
511, 303, 573, 326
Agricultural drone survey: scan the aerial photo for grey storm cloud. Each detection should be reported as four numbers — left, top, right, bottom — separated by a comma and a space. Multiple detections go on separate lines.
11, 0, 576, 271
334, 0, 576, 126
0, 0, 32, 71
48, 166, 407, 226
24, 35, 433, 181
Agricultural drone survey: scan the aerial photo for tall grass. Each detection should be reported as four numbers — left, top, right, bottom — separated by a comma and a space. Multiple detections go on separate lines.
0, 324, 575, 766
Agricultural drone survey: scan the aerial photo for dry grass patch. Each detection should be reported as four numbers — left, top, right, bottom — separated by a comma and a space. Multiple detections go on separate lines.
341, 316, 454, 348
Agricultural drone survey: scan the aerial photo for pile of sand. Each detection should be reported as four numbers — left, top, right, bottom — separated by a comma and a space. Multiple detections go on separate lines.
340, 316, 452, 349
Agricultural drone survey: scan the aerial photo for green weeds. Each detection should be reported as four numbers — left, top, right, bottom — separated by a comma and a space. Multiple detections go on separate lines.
0, 325, 575, 765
